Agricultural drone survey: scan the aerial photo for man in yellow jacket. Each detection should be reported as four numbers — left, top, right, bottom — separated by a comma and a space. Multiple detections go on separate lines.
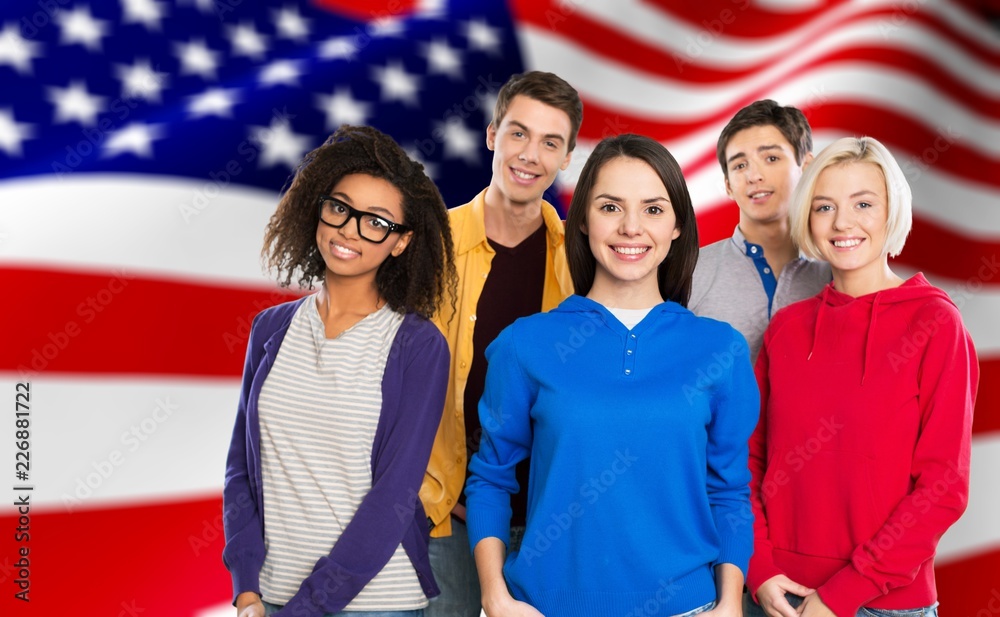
422, 71, 582, 617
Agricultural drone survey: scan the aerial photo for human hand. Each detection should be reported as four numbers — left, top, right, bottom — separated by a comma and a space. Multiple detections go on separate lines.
481, 589, 544, 617
235, 591, 265, 617
756, 575, 815, 617
796, 592, 835, 617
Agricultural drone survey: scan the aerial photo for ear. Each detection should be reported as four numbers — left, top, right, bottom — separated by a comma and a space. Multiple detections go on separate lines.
486, 122, 497, 151
671, 225, 681, 240
801, 151, 815, 171
559, 150, 572, 171
390, 231, 413, 258
724, 176, 734, 200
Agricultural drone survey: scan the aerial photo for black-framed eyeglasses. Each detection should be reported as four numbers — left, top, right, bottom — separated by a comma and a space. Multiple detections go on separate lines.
317, 196, 411, 244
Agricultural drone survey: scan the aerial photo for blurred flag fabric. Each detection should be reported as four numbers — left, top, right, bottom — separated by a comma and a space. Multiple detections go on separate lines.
1, 0, 998, 615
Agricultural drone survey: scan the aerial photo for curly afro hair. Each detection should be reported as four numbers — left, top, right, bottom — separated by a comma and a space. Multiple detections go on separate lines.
262, 125, 456, 319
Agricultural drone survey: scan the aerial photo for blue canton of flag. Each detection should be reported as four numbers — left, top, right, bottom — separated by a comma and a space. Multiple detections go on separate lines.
0, 0, 535, 209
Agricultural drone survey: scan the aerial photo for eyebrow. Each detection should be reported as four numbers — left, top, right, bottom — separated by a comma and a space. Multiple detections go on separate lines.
594, 193, 670, 203
509, 120, 566, 143
726, 144, 783, 165
812, 190, 880, 202
331, 192, 398, 220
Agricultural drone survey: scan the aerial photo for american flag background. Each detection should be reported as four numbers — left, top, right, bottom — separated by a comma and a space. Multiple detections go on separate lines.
1, 0, 997, 614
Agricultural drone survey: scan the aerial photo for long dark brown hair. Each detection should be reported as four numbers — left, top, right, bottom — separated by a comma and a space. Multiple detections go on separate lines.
564, 134, 699, 306
262, 125, 456, 319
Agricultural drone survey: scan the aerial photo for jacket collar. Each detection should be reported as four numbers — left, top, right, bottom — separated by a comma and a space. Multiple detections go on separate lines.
454, 187, 566, 255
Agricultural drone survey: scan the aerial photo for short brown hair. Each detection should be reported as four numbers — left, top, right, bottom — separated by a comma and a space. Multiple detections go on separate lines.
716, 99, 812, 177
490, 71, 583, 152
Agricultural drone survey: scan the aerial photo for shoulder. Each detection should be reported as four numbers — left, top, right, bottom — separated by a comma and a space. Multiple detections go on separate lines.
766, 295, 822, 341
791, 258, 833, 284
251, 296, 307, 337
679, 309, 749, 351
398, 312, 448, 351
695, 238, 736, 270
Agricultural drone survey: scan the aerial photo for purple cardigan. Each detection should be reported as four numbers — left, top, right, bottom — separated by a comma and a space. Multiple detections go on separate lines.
222, 297, 446, 615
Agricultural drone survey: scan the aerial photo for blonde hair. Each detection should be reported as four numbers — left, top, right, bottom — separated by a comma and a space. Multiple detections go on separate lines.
790, 136, 912, 260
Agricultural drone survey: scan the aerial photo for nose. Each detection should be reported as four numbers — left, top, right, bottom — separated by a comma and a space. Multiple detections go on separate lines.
518, 139, 539, 164
832, 205, 855, 231
619, 207, 643, 237
338, 213, 362, 240
744, 161, 763, 183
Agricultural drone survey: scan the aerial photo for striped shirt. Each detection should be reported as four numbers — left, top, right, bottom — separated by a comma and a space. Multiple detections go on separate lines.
257, 294, 425, 609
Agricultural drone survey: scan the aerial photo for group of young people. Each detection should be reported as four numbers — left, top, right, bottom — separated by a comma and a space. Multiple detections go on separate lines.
222, 71, 979, 617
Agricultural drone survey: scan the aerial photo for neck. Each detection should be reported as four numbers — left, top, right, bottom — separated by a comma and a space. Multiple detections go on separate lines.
831, 261, 903, 297
739, 217, 798, 275
586, 276, 663, 310
319, 273, 383, 317
483, 184, 545, 247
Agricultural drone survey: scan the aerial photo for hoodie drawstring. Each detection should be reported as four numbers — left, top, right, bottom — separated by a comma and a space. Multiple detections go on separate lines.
807, 287, 830, 361
862, 293, 881, 386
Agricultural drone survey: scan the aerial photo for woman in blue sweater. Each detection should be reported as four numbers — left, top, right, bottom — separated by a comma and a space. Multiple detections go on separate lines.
223, 125, 457, 617
465, 134, 759, 617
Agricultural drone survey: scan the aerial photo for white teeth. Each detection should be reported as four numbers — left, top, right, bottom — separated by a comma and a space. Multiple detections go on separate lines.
750, 192, 771, 199
833, 239, 862, 248
332, 243, 359, 256
512, 169, 536, 179
613, 246, 648, 255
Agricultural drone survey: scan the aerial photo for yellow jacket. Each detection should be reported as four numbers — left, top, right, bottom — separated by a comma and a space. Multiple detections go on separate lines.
421, 188, 574, 537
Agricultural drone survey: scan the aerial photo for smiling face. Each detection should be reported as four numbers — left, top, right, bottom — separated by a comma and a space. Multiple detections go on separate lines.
809, 162, 890, 285
316, 173, 411, 286
724, 124, 810, 228
486, 94, 573, 208
583, 156, 681, 304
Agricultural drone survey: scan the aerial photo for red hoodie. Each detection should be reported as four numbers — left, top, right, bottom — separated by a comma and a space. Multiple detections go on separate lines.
748, 273, 978, 616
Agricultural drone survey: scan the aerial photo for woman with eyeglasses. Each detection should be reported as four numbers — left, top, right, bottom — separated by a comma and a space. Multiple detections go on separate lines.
223, 125, 457, 617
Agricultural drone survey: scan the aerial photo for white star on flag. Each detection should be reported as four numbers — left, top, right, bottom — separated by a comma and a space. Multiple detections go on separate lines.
55, 6, 109, 51
250, 118, 312, 169
316, 89, 371, 129
187, 88, 240, 118
259, 60, 303, 87
0, 23, 42, 74
121, 0, 167, 30
372, 61, 421, 106
174, 39, 220, 79
463, 19, 502, 54
48, 82, 106, 126
102, 122, 164, 158
436, 119, 480, 165
0, 108, 33, 156
115, 59, 169, 102
274, 7, 310, 41
318, 36, 357, 60
228, 23, 268, 60
422, 38, 463, 79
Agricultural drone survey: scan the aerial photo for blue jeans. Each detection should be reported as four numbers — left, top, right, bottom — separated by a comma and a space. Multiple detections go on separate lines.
743, 592, 939, 617
674, 600, 716, 617
262, 600, 423, 617
425, 519, 525, 617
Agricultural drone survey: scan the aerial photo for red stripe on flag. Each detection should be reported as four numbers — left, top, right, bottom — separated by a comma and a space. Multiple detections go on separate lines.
0, 495, 229, 616
2, 266, 300, 378
515, 2, 1000, 101
310, 0, 418, 21
935, 547, 1000, 617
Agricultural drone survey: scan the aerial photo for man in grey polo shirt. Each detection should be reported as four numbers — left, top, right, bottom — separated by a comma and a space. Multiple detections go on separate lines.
690, 100, 831, 363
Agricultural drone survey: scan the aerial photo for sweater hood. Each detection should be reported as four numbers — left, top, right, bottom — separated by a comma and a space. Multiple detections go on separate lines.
808, 273, 954, 384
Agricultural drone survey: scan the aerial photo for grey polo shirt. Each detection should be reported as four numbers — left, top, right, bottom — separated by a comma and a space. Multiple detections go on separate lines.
690, 226, 831, 364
